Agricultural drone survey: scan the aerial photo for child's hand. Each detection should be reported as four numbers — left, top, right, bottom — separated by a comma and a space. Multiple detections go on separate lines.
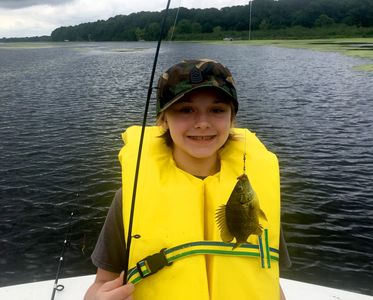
95, 272, 134, 300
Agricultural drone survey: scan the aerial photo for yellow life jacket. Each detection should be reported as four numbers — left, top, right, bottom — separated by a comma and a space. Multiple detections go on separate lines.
118, 125, 281, 300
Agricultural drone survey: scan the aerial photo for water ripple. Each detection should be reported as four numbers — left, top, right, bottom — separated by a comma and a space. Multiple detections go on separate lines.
1, 42, 372, 294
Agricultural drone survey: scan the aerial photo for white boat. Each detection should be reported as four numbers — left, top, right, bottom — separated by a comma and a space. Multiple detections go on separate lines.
0, 275, 372, 300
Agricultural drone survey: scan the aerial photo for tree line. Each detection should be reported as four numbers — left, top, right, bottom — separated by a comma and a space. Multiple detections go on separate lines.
50, 0, 372, 41
8, 0, 373, 42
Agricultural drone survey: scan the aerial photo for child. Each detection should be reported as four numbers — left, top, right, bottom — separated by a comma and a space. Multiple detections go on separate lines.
85, 59, 290, 300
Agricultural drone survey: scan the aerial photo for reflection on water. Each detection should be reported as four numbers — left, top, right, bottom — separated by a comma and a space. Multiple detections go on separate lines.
0, 42, 372, 295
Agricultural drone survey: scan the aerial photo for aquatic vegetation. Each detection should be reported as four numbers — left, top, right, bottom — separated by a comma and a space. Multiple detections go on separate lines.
205, 38, 373, 72
353, 64, 373, 72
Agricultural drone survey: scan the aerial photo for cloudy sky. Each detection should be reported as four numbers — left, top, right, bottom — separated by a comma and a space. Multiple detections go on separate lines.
0, 0, 250, 38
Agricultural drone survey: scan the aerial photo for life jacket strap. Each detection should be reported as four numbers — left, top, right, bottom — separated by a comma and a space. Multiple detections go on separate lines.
127, 232, 279, 284
136, 248, 172, 278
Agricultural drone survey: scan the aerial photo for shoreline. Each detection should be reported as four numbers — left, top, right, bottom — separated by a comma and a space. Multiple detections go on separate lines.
2, 38, 372, 71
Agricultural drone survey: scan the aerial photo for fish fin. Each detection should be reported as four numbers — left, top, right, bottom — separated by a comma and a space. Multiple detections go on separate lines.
255, 224, 264, 235
215, 205, 234, 243
259, 208, 268, 221
221, 226, 234, 243
215, 205, 226, 229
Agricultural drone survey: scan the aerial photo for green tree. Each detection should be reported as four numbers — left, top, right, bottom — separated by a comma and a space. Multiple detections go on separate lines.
177, 19, 193, 34
144, 22, 160, 40
259, 19, 270, 30
314, 14, 335, 27
49, 1, 373, 42
213, 26, 222, 34
201, 22, 213, 33
191, 22, 202, 34
135, 27, 145, 41
348, 0, 373, 27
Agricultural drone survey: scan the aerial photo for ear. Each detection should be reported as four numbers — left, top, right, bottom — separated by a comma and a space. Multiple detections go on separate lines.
156, 112, 168, 129
230, 115, 236, 127
160, 115, 169, 130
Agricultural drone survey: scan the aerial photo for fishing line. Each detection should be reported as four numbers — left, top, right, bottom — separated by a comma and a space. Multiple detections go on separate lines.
169, 0, 181, 41
243, 131, 247, 174
123, 0, 172, 284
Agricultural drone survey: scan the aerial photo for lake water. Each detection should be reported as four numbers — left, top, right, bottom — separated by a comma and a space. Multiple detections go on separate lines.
0, 41, 372, 295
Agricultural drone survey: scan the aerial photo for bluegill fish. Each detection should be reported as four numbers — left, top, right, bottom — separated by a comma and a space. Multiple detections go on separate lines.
216, 174, 267, 249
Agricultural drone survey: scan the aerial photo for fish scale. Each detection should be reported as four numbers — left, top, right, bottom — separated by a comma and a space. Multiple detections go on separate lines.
215, 173, 267, 249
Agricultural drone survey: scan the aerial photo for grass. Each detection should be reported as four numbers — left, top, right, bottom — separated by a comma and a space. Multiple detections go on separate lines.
0, 42, 63, 49
203, 37, 373, 72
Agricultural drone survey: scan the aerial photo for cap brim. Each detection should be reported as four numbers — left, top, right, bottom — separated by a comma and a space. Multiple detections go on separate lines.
158, 84, 236, 114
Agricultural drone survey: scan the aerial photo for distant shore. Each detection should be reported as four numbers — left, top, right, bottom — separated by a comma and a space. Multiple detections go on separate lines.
2, 24, 373, 43
1, 37, 372, 71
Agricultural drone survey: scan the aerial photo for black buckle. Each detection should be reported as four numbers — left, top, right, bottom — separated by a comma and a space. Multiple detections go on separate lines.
137, 248, 172, 278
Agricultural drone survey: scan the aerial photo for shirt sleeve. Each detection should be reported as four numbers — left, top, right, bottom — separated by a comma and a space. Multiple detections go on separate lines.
91, 188, 126, 273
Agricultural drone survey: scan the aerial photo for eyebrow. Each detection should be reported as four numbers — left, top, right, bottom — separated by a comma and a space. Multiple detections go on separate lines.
177, 98, 229, 104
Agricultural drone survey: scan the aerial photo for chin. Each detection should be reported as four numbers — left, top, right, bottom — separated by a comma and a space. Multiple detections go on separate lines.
188, 151, 218, 159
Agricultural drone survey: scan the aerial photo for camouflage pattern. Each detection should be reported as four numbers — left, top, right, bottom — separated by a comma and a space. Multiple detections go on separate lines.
156, 59, 238, 114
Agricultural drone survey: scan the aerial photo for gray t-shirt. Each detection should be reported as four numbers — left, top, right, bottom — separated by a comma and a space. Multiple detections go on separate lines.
91, 188, 291, 273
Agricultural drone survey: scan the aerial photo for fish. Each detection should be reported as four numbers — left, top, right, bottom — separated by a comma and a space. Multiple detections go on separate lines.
215, 174, 267, 249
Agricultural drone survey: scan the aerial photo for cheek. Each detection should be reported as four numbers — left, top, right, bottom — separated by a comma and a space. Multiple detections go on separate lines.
219, 119, 233, 140
219, 116, 233, 130
166, 116, 189, 131
168, 126, 185, 147
165, 119, 182, 139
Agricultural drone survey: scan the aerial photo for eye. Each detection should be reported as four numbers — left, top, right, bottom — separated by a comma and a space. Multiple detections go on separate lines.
177, 106, 194, 114
170, 102, 195, 113
211, 107, 227, 113
211, 104, 229, 114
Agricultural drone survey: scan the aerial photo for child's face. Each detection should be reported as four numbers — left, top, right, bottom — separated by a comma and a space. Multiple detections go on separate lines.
163, 88, 233, 165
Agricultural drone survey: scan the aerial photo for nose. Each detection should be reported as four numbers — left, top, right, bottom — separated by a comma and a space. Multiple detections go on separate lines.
194, 112, 211, 129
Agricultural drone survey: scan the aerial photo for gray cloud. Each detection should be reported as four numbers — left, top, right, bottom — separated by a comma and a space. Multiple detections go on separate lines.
0, 0, 74, 9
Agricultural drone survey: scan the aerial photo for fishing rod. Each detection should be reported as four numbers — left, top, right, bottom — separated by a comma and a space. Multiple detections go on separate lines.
123, 0, 172, 284
51, 211, 74, 300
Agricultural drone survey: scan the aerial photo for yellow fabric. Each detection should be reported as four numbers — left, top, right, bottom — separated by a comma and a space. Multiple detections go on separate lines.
118, 125, 281, 300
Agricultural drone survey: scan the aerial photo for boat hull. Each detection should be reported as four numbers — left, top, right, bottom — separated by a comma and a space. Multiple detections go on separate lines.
0, 275, 371, 300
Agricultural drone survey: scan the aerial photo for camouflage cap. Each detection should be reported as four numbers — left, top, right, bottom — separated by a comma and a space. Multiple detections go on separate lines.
156, 59, 238, 114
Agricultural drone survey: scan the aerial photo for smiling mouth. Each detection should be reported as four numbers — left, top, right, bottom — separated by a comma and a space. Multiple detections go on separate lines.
188, 135, 215, 140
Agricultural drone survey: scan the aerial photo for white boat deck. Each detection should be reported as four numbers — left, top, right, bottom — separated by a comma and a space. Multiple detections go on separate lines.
0, 275, 372, 300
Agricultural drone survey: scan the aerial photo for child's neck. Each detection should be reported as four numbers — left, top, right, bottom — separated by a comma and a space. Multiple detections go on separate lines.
173, 150, 220, 177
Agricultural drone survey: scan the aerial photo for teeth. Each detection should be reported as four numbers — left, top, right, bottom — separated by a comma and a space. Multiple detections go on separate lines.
190, 136, 213, 140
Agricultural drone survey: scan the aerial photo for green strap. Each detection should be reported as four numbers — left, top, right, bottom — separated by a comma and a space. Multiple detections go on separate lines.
127, 240, 279, 284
